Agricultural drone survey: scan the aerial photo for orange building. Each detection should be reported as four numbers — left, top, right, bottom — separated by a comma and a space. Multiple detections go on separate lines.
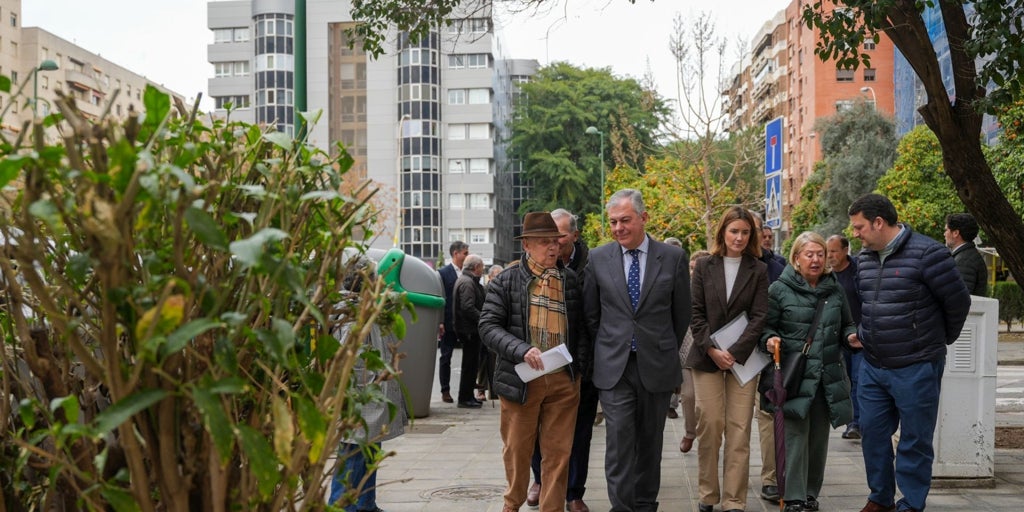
722, 0, 895, 235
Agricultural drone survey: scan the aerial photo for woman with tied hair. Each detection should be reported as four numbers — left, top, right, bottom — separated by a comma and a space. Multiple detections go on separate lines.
687, 206, 770, 512
761, 231, 857, 512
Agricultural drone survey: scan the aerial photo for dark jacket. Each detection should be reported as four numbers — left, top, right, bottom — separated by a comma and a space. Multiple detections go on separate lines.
439, 263, 459, 332
479, 255, 587, 403
832, 255, 862, 325
856, 226, 971, 369
452, 269, 485, 340
760, 266, 856, 425
952, 242, 989, 296
687, 253, 770, 373
760, 249, 787, 283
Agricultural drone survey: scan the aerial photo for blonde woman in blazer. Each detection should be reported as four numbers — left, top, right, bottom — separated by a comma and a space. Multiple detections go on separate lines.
686, 206, 770, 512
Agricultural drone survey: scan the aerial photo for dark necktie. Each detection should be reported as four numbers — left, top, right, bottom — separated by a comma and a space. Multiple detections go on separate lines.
627, 249, 640, 351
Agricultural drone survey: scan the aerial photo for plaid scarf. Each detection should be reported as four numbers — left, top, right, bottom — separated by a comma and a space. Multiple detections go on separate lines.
526, 256, 567, 351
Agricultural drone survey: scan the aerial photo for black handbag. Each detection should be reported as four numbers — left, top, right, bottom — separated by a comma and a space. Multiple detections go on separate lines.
759, 297, 826, 397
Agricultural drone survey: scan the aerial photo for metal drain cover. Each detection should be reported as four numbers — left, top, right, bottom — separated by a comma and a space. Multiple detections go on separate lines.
421, 484, 505, 501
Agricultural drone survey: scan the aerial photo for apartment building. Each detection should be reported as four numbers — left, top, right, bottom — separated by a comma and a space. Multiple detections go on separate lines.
207, 0, 536, 265
721, 0, 895, 232
0, 0, 181, 136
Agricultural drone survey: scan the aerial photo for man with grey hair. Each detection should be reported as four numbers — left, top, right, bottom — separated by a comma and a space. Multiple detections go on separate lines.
454, 254, 486, 408
584, 189, 691, 511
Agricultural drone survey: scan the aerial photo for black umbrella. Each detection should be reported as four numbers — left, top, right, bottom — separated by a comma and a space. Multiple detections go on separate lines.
766, 343, 787, 511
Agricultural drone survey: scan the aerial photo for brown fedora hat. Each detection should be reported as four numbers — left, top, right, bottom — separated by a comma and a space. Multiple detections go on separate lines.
515, 212, 563, 239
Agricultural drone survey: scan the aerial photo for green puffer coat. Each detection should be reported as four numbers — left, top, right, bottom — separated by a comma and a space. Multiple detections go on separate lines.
760, 265, 856, 426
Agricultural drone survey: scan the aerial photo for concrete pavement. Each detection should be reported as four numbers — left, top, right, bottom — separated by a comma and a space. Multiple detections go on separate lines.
367, 343, 1024, 511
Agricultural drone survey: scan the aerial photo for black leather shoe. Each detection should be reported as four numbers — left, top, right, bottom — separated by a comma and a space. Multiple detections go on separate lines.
761, 484, 780, 501
804, 496, 819, 511
457, 400, 482, 408
698, 504, 713, 512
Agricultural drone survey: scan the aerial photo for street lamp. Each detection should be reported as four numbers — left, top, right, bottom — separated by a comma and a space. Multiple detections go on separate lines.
585, 125, 605, 226
859, 86, 877, 108
33, 59, 59, 121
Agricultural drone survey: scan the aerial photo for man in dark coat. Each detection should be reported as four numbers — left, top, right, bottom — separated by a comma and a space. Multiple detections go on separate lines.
453, 253, 486, 408
438, 241, 469, 403
944, 213, 989, 296
584, 189, 691, 512
827, 234, 864, 440
527, 208, 595, 512
848, 194, 970, 512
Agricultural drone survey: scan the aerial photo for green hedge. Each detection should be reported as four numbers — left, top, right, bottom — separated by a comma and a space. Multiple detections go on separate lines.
993, 281, 1024, 330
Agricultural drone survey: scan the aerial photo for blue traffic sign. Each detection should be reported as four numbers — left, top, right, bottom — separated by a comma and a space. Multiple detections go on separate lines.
765, 117, 784, 176
766, 172, 782, 229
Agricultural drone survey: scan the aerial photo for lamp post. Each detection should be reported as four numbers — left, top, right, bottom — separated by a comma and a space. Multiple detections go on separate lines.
585, 125, 605, 226
859, 86, 877, 108
33, 59, 60, 121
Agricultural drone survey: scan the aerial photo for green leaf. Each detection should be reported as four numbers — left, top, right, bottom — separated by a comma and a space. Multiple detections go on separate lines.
192, 386, 234, 465
162, 318, 222, 358
264, 131, 294, 151
92, 389, 168, 436
143, 85, 171, 132
18, 399, 37, 429
185, 207, 229, 251
296, 397, 327, 464
0, 154, 26, 189
236, 425, 281, 498
205, 376, 247, 395
50, 395, 80, 424
229, 228, 289, 268
101, 486, 141, 512
0, 74, 11, 93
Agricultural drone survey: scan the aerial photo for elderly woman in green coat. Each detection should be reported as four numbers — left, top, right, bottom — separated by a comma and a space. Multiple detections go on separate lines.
762, 232, 859, 512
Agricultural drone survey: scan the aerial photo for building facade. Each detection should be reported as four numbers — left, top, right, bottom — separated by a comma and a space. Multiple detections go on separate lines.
0, 0, 182, 136
721, 0, 895, 233
207, 0, 535, 265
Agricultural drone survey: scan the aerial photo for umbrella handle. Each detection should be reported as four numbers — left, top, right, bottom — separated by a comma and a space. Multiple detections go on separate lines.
773, 342, 781, 368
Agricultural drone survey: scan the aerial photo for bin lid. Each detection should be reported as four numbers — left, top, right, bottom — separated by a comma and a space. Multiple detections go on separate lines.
375, 248, 445, 309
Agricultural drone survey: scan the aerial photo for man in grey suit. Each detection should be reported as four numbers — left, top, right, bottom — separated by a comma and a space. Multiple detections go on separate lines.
583, 189, 691, 512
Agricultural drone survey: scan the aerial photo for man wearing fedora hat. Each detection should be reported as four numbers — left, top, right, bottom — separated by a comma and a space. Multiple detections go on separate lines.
480, 212, 588, 512
584, 188, 691, 512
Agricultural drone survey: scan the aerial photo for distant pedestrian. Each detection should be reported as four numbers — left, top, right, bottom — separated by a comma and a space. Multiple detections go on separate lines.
944, 213, 989, 296
453, 254, 486, 408
477, 264, 505, 401
827, 234, 864, 440
752, 214, 785, 502
678, 249, 710, 455
847, 193, 970, 512
438, 241, 470, 403
480, 212, 587, 512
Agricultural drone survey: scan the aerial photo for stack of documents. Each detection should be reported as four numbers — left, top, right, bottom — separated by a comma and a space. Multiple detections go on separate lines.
711, 312, 770, 386
514, 344, 573, 382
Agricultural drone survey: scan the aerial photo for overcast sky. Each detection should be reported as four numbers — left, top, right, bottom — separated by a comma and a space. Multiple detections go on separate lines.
23, 0, 788, 114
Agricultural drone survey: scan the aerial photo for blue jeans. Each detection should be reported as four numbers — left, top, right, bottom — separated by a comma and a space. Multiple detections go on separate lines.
859, 360, 944, 512
329, 442, 381, 511
844, 350, 864, 426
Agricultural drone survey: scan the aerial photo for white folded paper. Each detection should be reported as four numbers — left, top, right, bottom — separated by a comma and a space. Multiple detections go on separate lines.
514, 344, 574, 383
711, 312, 770, 386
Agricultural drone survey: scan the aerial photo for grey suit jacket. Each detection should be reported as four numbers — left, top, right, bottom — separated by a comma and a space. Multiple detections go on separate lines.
584, 236, 691, 392
686, 253, 770, 374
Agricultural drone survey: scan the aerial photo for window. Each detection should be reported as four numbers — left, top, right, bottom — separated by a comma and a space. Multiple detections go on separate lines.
836, 69, 855, 82
835, 100, 855, 112
448, 55, 465, 69
469, 229, 489, 244
41, 76, 49, 90
9, 41, 16, 57
449, 53, 490, 69
469, 158, 489, 174
470, 194, 490, 209
468, 123, 489, 140
864, 68, 876, 82
448, 124, 466, 140
864, 41, 876, 50
9, 71, 16, 85
449, 193, 465, 209
215, 62, 232, 77
214, 29, 233, 42
448, 89, 466, 104
448, 159, 465, 173
234, 61, 250, 76
234, 28, 250, 42
468, 18, 489, 33
449, 230, 465, 242
468, 88, 490, 104
10, 13, 16, 27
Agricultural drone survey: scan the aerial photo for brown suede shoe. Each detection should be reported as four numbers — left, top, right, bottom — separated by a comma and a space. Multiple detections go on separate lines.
859, 500, 896, 512
527, 481, 540, 508
679, 436, 694, 453
566, 499, 589, 512
441, 391, 453, 403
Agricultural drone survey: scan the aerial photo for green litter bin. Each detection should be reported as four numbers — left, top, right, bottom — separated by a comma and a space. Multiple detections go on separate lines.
368, 248, 444, 418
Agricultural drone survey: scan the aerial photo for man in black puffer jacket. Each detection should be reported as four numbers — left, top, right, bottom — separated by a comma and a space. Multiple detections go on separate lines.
847, 194, 970, 512
480, 212, 587, 512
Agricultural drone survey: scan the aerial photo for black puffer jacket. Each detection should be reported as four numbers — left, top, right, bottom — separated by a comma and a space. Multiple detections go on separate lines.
856, 226, 971, 368
479, 255, 587, 403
